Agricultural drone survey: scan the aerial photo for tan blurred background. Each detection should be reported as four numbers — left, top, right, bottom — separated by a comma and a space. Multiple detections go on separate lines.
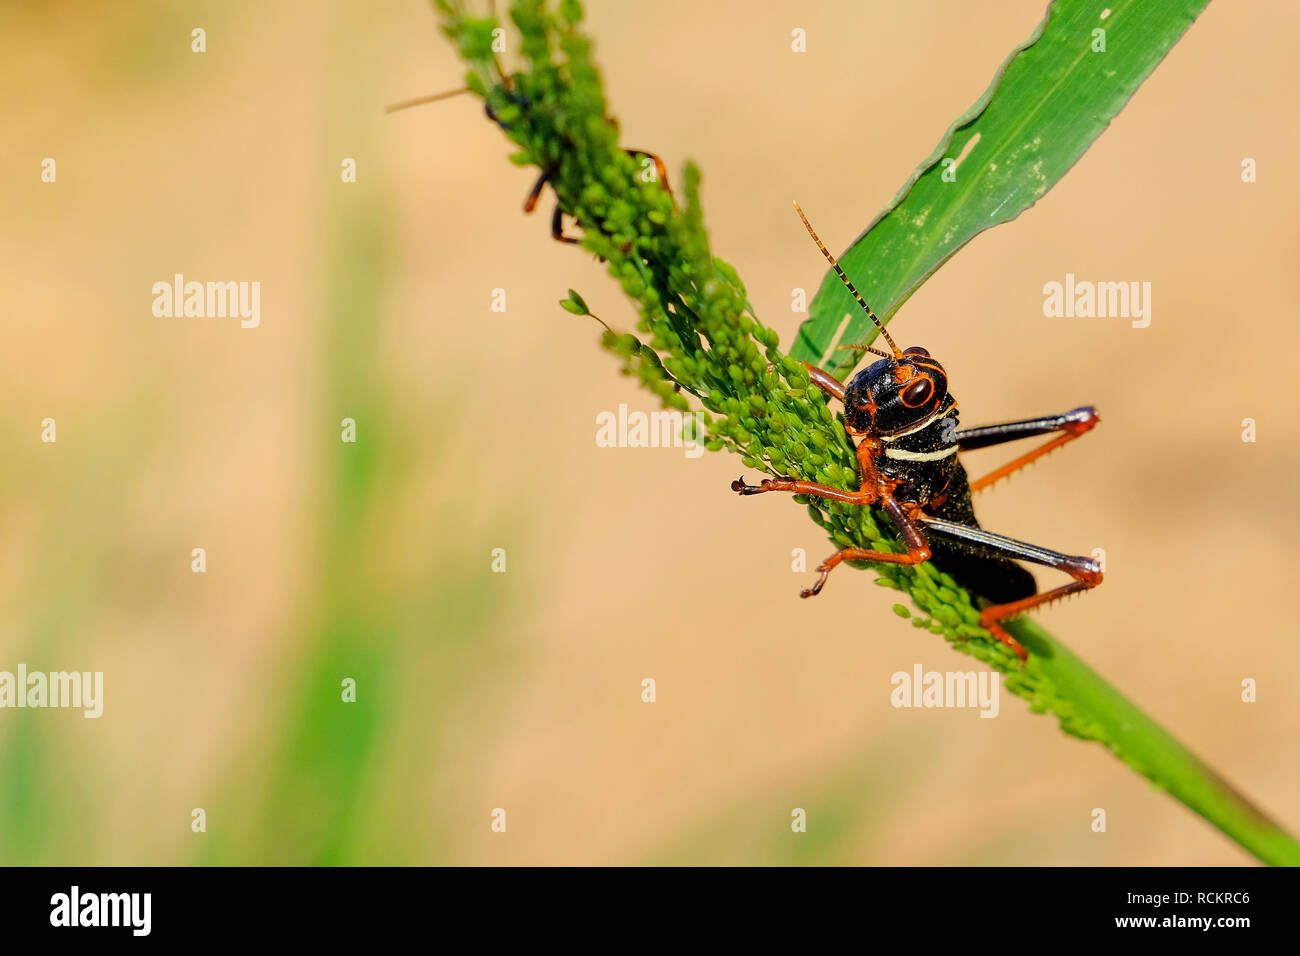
1, 0, 1297, 865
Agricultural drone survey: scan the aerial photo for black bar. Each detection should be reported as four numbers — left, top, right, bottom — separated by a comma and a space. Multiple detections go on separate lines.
0, 866, 1293, 942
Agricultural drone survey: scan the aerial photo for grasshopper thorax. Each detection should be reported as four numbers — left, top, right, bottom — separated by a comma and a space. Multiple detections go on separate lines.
843, 346, 949, 436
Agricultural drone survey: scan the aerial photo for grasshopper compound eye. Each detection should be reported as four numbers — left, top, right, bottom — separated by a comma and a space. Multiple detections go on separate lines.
900, 376, 934, 408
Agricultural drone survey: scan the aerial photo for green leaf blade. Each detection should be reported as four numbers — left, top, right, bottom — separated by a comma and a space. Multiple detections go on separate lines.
793, 0, 1211, 377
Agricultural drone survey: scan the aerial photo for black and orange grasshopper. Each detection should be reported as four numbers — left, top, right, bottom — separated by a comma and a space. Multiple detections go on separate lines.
731, 203, 1102, 662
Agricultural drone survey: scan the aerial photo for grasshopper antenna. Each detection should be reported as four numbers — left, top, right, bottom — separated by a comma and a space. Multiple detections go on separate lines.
792, 200, 901, 361
385, 87, 471, 114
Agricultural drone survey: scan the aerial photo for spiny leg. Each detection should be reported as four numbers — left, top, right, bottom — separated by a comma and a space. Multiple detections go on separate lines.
957, 406, 1099, 493
917, 516, 1102, 662
802, 498, 931, 597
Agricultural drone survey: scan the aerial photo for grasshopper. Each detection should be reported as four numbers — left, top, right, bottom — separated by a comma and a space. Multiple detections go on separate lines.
731, 203, 1102, 663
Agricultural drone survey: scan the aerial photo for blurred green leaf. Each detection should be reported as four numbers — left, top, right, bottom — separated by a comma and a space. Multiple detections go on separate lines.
560, 288, 591, 315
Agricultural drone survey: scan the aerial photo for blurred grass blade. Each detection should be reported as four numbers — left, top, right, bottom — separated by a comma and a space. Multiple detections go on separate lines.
792, 0, 1211, 377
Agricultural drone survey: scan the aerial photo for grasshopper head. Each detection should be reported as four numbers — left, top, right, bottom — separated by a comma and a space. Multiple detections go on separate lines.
842, 346, 949, 436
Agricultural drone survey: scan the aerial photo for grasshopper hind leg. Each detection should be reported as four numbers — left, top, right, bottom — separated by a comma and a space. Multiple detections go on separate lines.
924, 478, 1037, 605
916, 515, 1102, 664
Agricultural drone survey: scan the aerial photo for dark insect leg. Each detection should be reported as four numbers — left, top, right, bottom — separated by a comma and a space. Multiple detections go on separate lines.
520, 168, 581, 244
956, 405, 1097, 450
550, 204, 581, 244
526, 146, 671, 246
916, 516, 1102, 662
957, 406, 1099, 493
523, 170, 550, 214
624, 148, 672, 197
801, 498, 931, 597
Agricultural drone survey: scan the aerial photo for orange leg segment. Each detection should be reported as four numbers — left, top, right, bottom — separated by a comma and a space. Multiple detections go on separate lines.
980, 566, 1102, 663
802, 497, 932, 597
963, 407, 1100, 493
733, 435, 884, 505
802, 362, 846, 403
